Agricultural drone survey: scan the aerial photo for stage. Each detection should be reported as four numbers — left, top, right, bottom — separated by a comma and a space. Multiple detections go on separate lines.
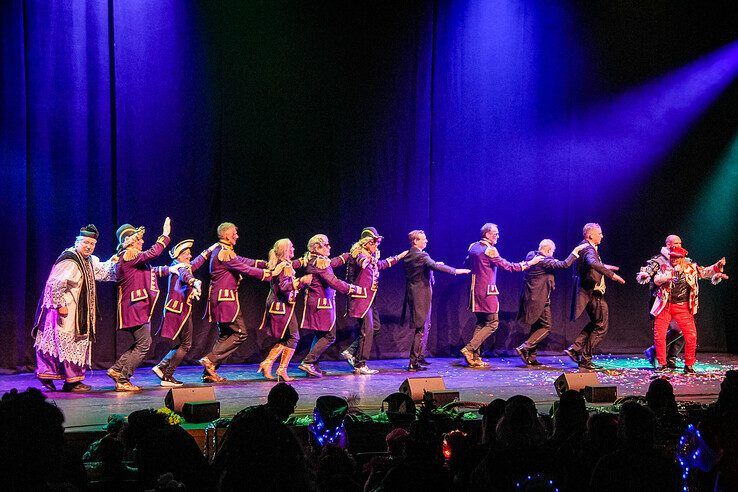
1, 353, 735, 434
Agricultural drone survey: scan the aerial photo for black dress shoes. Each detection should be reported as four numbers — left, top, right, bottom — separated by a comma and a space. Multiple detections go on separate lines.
407, 362, 427, 372
564, 347, 581, 364
38, 378, 57, 391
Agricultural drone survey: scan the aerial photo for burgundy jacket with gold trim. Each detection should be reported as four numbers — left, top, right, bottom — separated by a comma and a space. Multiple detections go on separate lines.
116, 235, 170, 329
466, 239, 527, 314
300, 253, 362, 332
206, 242, 270, 324
258, 258, 306, 339
346, 250, 402, 319
156, 249, 210, 339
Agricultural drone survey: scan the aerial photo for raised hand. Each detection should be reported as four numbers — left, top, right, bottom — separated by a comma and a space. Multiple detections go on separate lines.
162, 217, 171, 237
58, 306, 69, 317
300, 274, 313, 285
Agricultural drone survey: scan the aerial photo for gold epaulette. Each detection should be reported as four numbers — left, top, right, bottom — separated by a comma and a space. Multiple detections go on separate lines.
315, 256, 329, 269
484, 246, 500, 258
284, 262, 295, 277
299, 257, 308, 267
122, 248, 140, 261
218, 248, 237, 262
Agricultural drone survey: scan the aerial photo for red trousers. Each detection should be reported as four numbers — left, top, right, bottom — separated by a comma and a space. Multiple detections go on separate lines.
653, 302, 697, 366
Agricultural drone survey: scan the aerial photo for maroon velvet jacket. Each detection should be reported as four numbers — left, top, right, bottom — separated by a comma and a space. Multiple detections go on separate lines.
300, 253, 362, 332
156, 249, 210, 339
205, 242, 270, 323
346, 250, 402, 318
466, 239, 528, 314
116, 235, 170, 329
258, 259, 306, 339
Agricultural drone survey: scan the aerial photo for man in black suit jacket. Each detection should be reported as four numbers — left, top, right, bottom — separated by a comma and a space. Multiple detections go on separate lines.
565, 223, 625, 370
402, 230, 470, 371
515, 239, 586, 366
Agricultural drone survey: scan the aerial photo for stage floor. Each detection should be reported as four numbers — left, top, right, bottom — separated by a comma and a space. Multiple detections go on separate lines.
2, 353, 735, 433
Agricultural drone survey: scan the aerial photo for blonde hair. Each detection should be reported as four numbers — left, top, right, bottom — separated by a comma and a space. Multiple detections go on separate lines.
304, 234, 329, 261
350, 236, 378, 258
217, 222, 236, 239
267, 238, 292, 269
408, 230, 425, 246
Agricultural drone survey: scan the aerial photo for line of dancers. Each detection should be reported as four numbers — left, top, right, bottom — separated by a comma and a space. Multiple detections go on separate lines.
31, 220, 727, 392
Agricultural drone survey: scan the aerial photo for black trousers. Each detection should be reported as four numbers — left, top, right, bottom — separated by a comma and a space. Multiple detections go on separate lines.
158, 318, 194, 376
303, 324, 337, 364
463, 312, 499, 356
519, 303, 552, 355
347, 305, 381, 367
205, 314, 248, 370
571, 293, 608, 363
409, 310, 431, 364
277, 315, 300, 350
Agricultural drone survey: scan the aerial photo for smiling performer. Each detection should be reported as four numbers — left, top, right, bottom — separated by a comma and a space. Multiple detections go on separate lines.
199, 222, 271, 383
640, 245, 727, 374
341, 227, 407, 375
107, 218, 171, 391
151, 240, 215, 387
461, 223, 542, 368
297, 234, 364, 378
32, 225, 118, 392
256, 238, 312, 382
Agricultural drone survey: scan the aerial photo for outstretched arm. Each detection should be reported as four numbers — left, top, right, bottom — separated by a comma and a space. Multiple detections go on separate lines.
315, 269, 363, 296
583, 248, 625, 284
423, 252, 469, 275
226, 256, 271, 281
378, 250, 408, 270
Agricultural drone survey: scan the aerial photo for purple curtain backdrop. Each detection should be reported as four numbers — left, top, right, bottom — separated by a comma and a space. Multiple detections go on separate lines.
1, 1, 736, 372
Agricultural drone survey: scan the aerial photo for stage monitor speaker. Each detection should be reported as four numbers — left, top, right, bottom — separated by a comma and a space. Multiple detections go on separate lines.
554, 372, 600, 397
165, 386, 217, 413
399, 376, 446, 402
584, 385, 617, 403
182, 400, 220, 423
426, 390, 460, 407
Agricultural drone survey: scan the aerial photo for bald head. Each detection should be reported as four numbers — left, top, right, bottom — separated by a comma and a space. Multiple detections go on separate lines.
665, 235, 682, 248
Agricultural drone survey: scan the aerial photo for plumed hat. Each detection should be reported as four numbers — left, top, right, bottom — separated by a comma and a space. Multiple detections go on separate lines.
169, 239, 194, 259
116, 224, 145, 252
360, 226, 383, 241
